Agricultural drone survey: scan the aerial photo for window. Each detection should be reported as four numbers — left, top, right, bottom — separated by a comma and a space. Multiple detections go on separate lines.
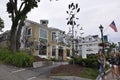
39, 45, 47, 55
27, 28, 32, 36
40, 20, 48, 25
52, 32, 56, 41
58, 34, 63, 42
65, 38, 69, 45
52, 46, 56, 56
89, 38, 92, 41
42, 21, 47, 25
67, 49, 70, 56
89, 44, 92, 46
40, 28, 47, 39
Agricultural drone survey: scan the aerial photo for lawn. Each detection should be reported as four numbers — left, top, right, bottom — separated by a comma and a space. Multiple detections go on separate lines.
0, 60, 3, 64
50, 64, 99, 79
80, 67, 99, 79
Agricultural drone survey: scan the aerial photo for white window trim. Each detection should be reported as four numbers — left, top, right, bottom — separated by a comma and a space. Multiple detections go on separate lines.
51, 31, 57, 41
39, 28, 48, 40
27, 27, 32, 37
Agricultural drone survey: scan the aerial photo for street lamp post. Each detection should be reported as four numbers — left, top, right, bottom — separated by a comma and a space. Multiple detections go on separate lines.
99, 24, 105, 54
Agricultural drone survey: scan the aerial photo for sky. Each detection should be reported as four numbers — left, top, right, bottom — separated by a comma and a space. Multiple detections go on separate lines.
0, 0, 120, 43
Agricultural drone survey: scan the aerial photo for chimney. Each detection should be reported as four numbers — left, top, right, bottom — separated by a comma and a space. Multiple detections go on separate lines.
40, 20, 48, 26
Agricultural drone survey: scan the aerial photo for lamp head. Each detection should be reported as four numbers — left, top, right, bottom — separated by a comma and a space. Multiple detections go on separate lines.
99, 24, 103, 31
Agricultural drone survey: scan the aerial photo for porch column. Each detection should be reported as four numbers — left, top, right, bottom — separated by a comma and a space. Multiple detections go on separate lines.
56, 46, 58, 59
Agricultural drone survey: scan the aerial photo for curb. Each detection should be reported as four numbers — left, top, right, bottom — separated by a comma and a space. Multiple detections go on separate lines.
96, 69, 111, 80
50, 76, 92, 80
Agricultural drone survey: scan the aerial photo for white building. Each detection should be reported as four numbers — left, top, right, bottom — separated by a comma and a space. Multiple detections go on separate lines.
78, 35, 101, 58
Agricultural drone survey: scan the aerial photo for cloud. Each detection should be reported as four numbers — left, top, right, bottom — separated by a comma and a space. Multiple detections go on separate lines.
0, 0, 120, 42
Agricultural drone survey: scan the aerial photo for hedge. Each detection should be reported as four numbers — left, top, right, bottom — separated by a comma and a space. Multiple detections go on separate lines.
0, 49, 34, 67
69, 54, 99, 69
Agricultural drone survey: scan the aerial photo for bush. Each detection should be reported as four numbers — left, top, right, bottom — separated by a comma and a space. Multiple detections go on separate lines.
50, 58, 57, 61
69, 54, 99, 69
82, 58, 98, 68
12, 52, 34, 67
0, 49, 33, 67
0, 49, 11, 60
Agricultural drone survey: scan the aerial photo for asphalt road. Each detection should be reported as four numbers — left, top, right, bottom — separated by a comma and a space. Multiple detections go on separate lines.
0, 64, 60, 80
0, 62, 90, 80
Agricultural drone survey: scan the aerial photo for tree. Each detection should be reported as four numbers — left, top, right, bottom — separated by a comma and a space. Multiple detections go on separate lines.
106, 42, 117, 57
6, 0, 59, 52
0, 17, 4, 32
6, 0, 40, 52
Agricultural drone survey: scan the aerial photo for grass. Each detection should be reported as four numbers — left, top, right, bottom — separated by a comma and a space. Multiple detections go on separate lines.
80, 67, 99, 79
50, 64, 99, 79
0, 60, 3, 64
52, 67, 99, 79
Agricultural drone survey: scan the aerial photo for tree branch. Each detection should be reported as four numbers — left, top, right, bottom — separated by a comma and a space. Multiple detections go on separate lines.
14, 0, 18, 15
18, 1, 25, 13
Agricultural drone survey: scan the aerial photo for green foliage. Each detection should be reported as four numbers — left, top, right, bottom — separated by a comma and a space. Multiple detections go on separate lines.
6, 0, 40, 52
50, 57, 57, 61
0, 49, 33, 67
0, 49, 11, 60
80, 67, 99, 79
69, 54, 99, 69
0, 17, 4, 32
11, 52, 34, 67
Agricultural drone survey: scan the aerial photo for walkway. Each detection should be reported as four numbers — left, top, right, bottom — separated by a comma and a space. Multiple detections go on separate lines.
106, 72, 114, 80
97, 70, 120, 80
106, 71, 120, 80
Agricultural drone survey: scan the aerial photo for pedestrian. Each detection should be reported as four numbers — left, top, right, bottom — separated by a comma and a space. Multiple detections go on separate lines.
98, 50, 106, 80
112, 51, 119, 79
118, 52, 120, 78
108, 52, 115, 79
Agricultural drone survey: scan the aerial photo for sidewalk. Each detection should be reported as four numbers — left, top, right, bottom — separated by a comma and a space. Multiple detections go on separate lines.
106, 71, 114, 80
97, 70, 118, 80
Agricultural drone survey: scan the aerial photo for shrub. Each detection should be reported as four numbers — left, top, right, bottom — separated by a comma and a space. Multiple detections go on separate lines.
82, 58, 98, 68
50, 58, 57, 61
12, 52, 34, 67
0, 49, 34, 67
0, 49, 11, 61
69, 54, 99, 69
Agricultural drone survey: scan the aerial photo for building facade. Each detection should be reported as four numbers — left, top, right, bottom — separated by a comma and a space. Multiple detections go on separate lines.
20, 20, 72, 60
0, 30, 10, 48
0, 20, 103, 60
78, 35, 101, 58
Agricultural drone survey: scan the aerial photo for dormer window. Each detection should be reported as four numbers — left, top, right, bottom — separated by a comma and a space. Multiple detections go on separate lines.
40, 20, 48, 26
89, 38, 92, 41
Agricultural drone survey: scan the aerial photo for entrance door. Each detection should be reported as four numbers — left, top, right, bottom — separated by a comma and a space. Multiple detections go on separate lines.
58, 47, 63, 61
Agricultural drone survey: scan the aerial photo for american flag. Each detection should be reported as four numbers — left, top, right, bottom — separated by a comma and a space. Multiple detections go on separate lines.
109, 21, 118, 32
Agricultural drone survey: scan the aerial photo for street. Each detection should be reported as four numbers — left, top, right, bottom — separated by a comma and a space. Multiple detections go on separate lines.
0, 64, 58, 80
0, 62, 90, 80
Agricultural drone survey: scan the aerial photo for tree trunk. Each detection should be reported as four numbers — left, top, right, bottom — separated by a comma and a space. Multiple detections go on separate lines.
16, 21, 24, 51
10, 16, 20, 53
10, 23, 17, 53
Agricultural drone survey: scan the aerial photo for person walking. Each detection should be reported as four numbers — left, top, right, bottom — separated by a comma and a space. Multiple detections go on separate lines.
98, 50, 106, 80
113, 52, 119, 79
118, 52, 120, 78
108, 52, 115, 79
